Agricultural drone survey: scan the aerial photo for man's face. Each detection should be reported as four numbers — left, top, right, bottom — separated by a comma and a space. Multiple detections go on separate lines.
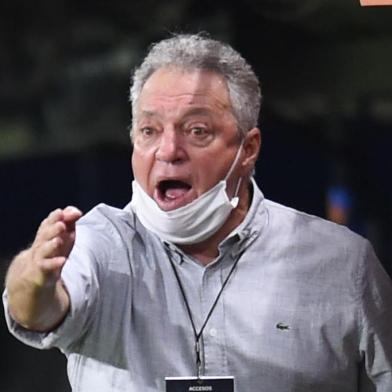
131, 67, 245, 212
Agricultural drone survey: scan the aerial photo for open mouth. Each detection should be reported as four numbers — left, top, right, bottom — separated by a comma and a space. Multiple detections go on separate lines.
157, 180, 192, 202
153, 177, 196, 210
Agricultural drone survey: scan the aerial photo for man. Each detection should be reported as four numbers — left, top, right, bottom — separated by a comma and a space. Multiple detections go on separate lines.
3, 34, 392, 392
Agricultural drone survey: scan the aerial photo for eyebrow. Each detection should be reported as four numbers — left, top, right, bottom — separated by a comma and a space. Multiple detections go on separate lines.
139, 110, 158, 118
138, 107, 213, 120
182, 107, 212, 117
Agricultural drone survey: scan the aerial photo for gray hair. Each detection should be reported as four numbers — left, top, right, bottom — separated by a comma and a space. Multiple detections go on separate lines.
130, 33, 261, 137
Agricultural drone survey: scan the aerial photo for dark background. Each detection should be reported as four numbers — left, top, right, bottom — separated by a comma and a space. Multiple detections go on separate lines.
1, 1, 392, 391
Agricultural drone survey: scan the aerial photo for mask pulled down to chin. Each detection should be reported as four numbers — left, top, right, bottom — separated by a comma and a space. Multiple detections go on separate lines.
130, 143, 243, 245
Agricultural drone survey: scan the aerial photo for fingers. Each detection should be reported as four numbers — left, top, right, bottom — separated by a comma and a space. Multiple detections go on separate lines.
37, 256, 67, 276
46, 208, 64, 224
39, 221, 66, 242
38, 206, 82, 233
36, 210, 63, 241
37, 206, 82, 241
32, 206, 83, 272
37, 236, 64, 259
17, 206, 82, 289
62, 206, 83, 235
62, 206, 83, 224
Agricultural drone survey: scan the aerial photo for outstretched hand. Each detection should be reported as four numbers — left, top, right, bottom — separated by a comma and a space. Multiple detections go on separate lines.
30, 206, 83, 286
6, 206, 83, 330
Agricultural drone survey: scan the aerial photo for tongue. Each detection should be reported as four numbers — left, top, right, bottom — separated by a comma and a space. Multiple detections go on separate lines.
165, 187, 188, 200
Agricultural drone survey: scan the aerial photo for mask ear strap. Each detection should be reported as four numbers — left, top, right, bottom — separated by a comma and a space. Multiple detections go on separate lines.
227, 175, 242, 207
225, 139, 245, 208
234, 176, 243, 198
224, 140, 244, 182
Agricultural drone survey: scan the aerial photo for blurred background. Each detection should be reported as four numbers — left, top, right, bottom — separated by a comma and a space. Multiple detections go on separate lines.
1, 0, 392, 390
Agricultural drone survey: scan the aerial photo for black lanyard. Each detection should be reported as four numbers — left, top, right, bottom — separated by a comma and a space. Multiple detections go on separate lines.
166, 247, 245, 378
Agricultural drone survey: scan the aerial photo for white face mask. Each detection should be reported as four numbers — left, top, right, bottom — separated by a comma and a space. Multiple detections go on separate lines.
130, 143, 244, 245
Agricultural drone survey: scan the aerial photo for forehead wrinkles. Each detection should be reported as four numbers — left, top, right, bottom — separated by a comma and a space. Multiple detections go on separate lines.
138, 93, 231, 120
139, 67, 232, 108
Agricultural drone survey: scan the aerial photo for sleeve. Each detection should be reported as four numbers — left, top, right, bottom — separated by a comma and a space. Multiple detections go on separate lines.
358, 239, 392, 391
2, 219, 107, 353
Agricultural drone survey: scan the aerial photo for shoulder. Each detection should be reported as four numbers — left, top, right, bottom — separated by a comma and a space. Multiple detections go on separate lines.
263, 198, 368, 261
75, 203, 138, 242
260, 199, 383, 304
266, 199, 363, 241
72, 203, 159, 268
71, 203, 139, 264
78, 203, 136, 230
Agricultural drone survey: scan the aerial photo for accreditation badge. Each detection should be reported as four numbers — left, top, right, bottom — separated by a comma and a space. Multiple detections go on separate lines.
165, 376, 234, 392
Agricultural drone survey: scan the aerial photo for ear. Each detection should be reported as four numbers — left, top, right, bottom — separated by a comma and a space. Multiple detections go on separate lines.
241, 127, 261, 174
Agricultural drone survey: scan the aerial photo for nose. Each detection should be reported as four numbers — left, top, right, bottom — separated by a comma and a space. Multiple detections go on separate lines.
155, 129, 186, 163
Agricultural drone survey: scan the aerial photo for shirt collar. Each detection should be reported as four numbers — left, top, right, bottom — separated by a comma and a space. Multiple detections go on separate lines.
164, 178, 267, 265
219, 177, 266, 253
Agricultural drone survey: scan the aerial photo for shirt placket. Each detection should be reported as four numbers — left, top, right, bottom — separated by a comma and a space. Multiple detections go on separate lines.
200, 263, 229, 376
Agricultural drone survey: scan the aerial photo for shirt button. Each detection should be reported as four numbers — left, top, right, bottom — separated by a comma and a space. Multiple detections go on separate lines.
209, 328, 218, 337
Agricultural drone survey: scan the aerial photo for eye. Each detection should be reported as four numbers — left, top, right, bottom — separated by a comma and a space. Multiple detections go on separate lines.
189, 127, 209, 138
139, 127, 155, 137
185, 125, 214, 147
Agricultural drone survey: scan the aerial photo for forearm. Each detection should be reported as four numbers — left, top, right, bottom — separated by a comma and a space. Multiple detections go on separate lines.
6, 249, 70, 332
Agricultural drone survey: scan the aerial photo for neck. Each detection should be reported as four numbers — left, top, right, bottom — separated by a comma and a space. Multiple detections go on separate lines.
179, 181, 251, 266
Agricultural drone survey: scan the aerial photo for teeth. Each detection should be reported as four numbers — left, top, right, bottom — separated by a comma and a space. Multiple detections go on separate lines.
165, 188, 188, 200
159, 180, 190, 201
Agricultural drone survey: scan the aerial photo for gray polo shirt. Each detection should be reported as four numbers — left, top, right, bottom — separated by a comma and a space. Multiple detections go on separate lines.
3, 181, 392, 391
